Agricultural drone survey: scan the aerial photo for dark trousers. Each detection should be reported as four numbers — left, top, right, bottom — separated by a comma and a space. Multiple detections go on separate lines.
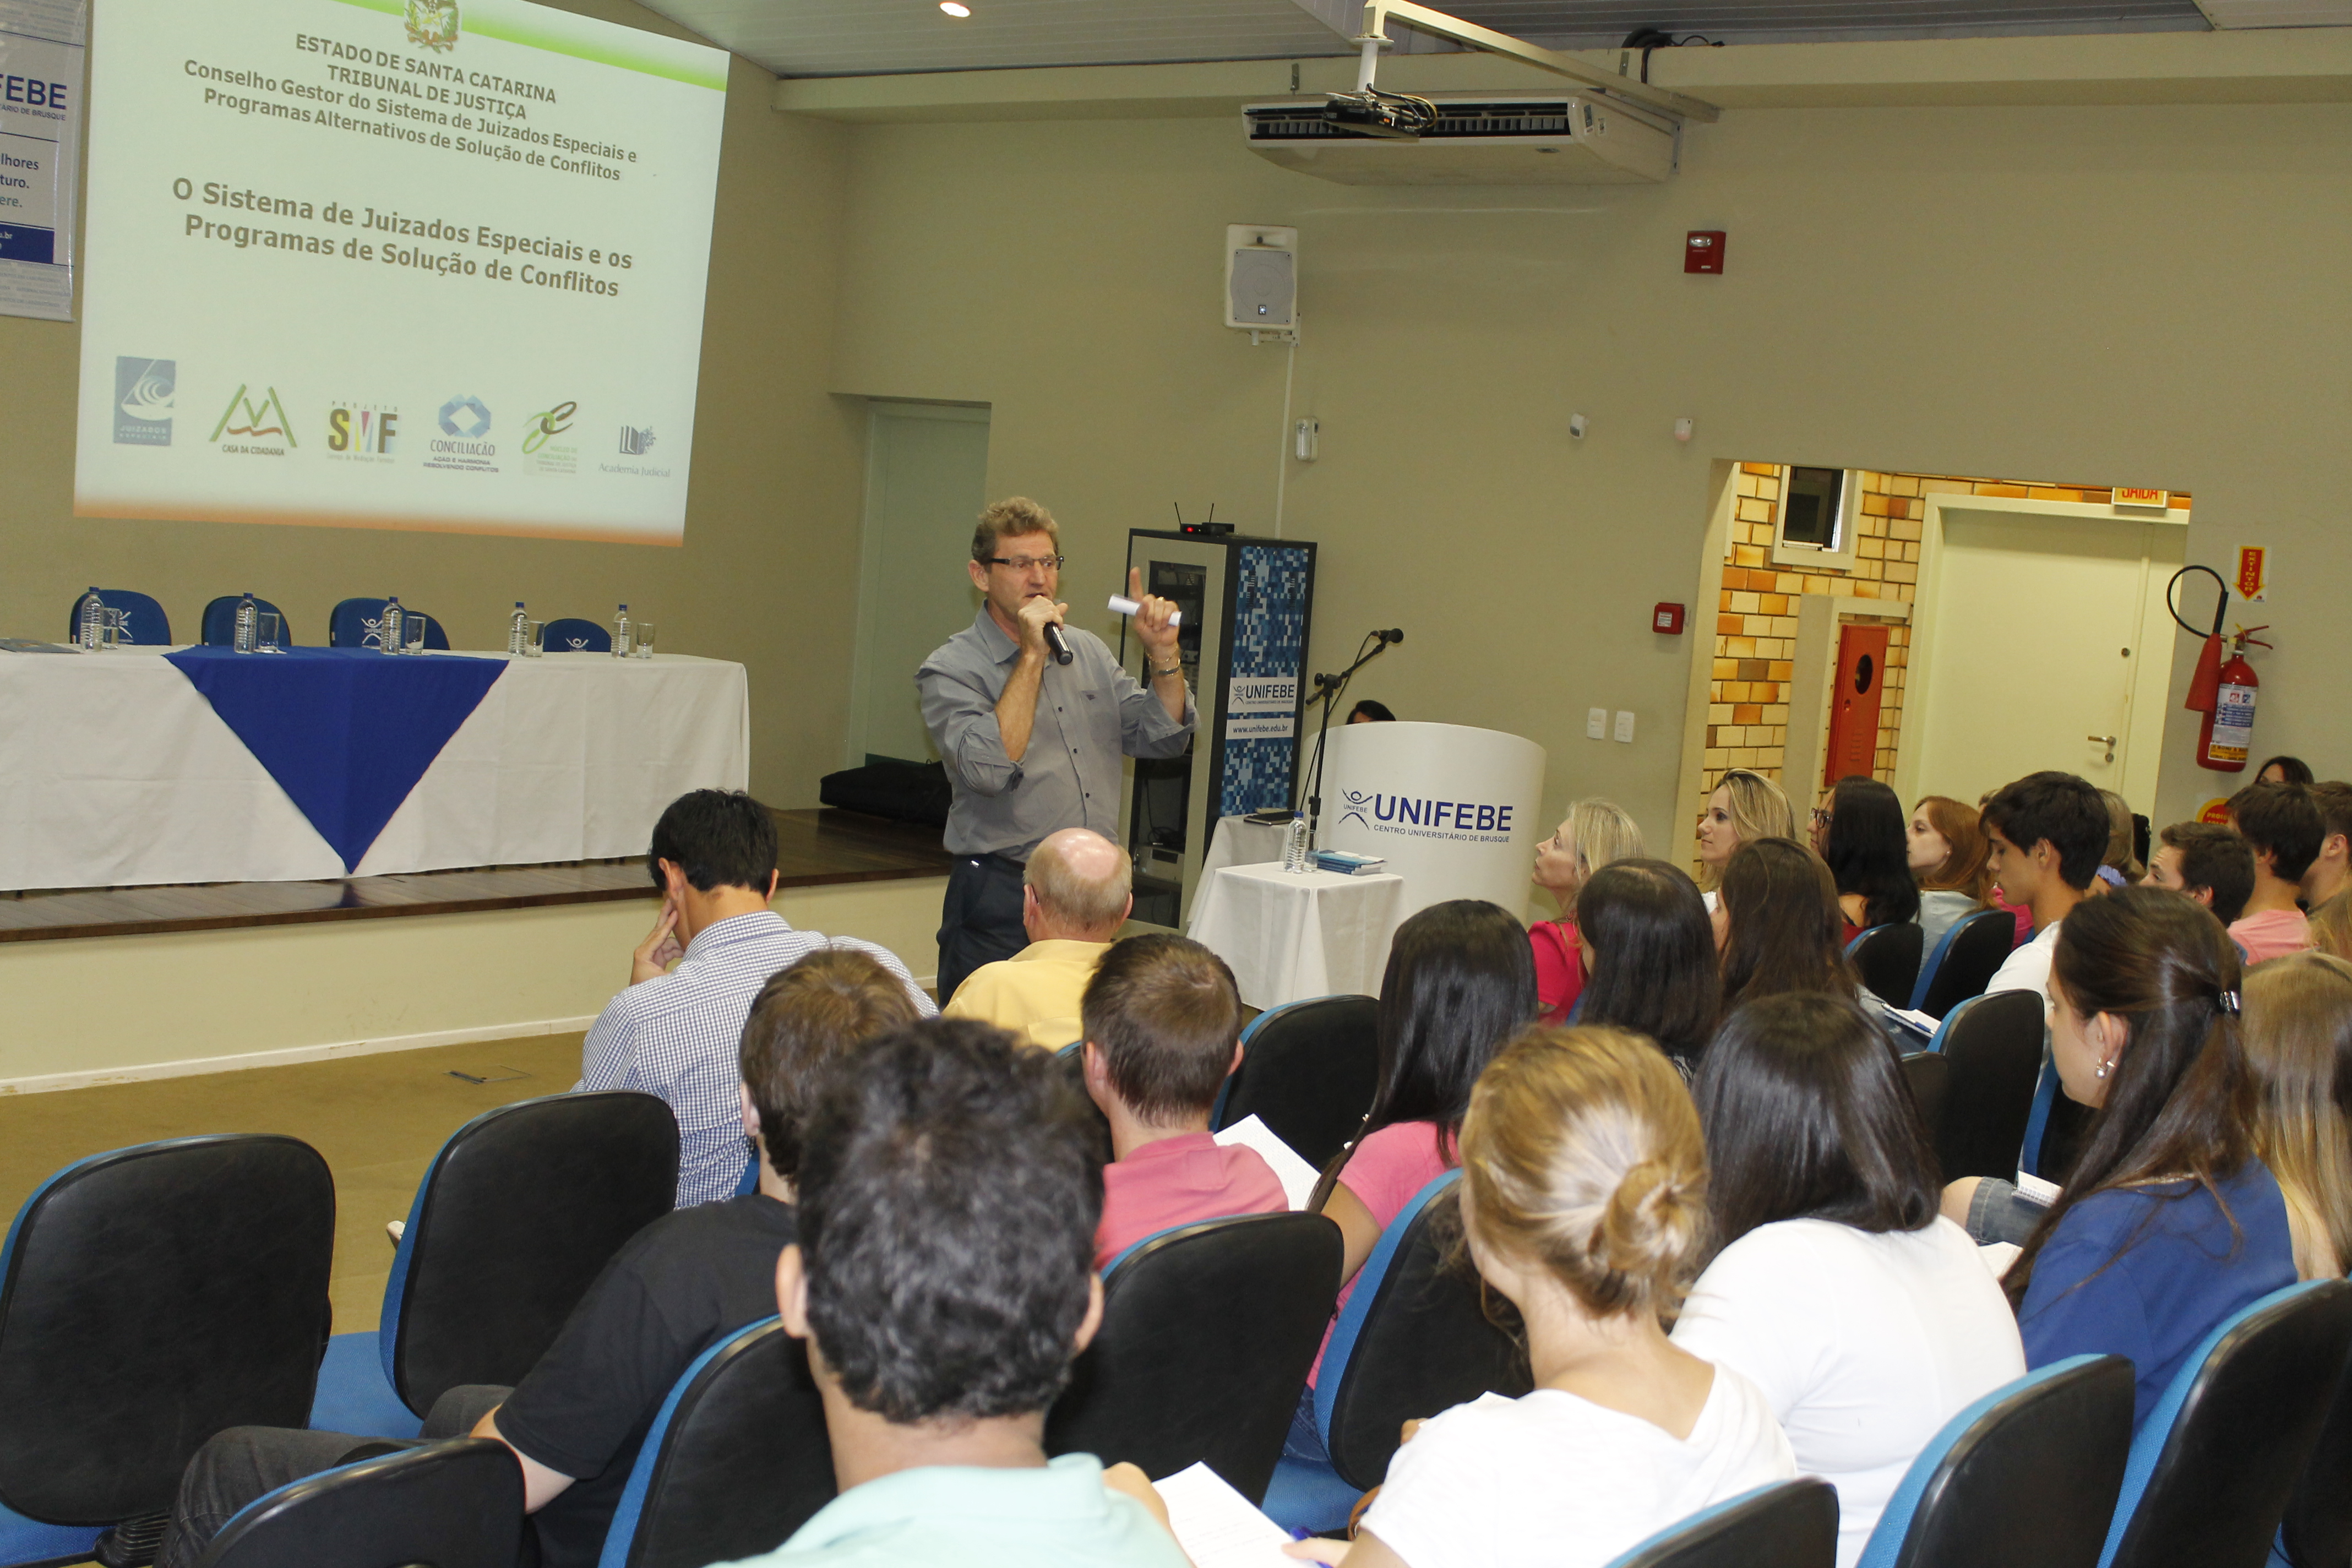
157, 1384, 513, 1568
935, 852, 1028, 1004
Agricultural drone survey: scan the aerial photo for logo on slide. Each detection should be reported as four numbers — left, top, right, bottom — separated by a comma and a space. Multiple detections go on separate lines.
618, 426, 655, 455
211, 383, 296, 455
437, 395, 492, 439
523, 401, 580, 475
326, 405, 400, 461
113, 358, 174, 446
404, 0, 459, 52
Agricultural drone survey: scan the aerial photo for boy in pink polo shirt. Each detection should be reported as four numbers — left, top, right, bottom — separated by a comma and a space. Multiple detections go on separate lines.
2228, 781, 2323, 964
1080, 934, 1288, 1269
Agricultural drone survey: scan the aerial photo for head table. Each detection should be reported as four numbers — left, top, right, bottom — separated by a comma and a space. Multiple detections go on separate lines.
0, 646, 748, 891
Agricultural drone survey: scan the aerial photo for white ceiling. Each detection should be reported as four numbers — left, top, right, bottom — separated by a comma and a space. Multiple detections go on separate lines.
635, 0, 2228, 80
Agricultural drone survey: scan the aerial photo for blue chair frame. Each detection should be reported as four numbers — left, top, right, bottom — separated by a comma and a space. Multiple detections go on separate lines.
542, 617, 613, 654
199, 596, 295, 647
1911, 908, 2017, 1014
1605, 1479, 1841, 1568
63, 589, 170, 646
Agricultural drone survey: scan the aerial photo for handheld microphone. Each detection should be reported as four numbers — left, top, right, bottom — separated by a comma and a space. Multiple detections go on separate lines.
1042, 623, 1073, 666
1107, 595, 1183, 629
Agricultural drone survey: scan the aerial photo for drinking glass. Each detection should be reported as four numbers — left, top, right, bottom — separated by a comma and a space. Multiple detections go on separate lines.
255, 611, 283, 651
103, 607, 127, 649
634, 622, 656, 660
523, 620, 545, 658
404, 618, 429, 655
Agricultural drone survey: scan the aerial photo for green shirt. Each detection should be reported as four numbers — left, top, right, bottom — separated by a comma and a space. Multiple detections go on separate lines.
718, 1453, 1191, 1568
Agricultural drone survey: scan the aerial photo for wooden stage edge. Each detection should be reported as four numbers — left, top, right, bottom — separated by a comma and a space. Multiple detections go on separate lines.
0, 809, 952, 945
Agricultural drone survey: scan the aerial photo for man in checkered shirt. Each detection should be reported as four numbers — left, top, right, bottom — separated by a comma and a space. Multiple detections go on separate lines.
577, 790, 935, 1206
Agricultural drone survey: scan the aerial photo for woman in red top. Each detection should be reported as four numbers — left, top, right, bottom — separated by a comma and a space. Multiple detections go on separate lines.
1528, 800, 1645, 1024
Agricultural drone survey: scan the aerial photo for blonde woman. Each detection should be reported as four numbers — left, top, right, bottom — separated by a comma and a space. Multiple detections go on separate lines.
1695, 770, 1796, 910
2095, 789, 2146, 890
1284, 1027, 1793, 1568
2308, 892, 2352, 963
2242, 952, 2352, 1279
1529, 801, 1646, 1023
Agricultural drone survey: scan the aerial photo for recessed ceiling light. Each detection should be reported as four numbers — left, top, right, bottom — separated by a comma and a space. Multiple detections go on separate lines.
940, 2, 971, 14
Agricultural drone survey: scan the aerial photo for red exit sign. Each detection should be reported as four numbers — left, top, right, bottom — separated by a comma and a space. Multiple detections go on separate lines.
2111, 487, 2169, 508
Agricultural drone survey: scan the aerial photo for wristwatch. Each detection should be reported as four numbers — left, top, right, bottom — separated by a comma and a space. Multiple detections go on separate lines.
1148, 660, 1183, 678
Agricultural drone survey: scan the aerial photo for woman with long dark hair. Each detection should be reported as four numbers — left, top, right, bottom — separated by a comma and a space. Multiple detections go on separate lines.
1967, 888, 2295, 1431
1718, 839, 1861, 1010
1575, 858, 1719, 1072
1677, 994, 2021, 1568
1816, 776, 1920, 935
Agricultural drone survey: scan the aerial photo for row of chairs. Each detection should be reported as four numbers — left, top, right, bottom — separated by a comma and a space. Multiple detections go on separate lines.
68, 589, 619, 652
1850, 906, 2022, 1021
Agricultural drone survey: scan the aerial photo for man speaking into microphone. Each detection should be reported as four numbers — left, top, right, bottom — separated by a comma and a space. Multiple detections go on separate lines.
918, 497, 1192, 1002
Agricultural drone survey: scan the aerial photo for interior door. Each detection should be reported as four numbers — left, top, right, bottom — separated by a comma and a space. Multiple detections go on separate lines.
1908, 508, 2184, 810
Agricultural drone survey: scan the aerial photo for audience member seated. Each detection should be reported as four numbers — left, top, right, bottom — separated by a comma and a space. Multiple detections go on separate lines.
2227, 780, 2324, 962
716, 1019, 1186, 1568
2094, 788, 2146, 891
2241, 951, 2352, 1279
1815, 776, 1920, 937
2145, 820, 2255, 927
1677, 993, 2024, 1568
1946, 889, 2294, 1433
1718, 840, 1886, 1026
1695, 768, 1796, 911
2257, 754, 2316, 786
1979, 771, 2109, 1005
1528, 799, 1645, 1025
1575, 858, 1721, 1074
1908, 794, 1994, 952
1281, 1027, 1795, 1568
2311, 892, 2352, 963
577, 790, 934, 1207
944, 826, 1132, 1049
1080, 934, 1286, 1268
2302, 781, 2352, 908
157, 949, 922, 1568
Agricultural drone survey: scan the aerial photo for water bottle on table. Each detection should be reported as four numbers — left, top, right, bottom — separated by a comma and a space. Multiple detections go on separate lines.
1283, 812, 1310, 873
612, 603, 633, 658
76, 589, 104, 651
233, 592, 258, 654
381, 597, 404, 655
508, 601, 529, 655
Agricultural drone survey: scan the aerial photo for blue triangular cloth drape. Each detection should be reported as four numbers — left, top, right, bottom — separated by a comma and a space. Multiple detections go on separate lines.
166, 646, 509, 873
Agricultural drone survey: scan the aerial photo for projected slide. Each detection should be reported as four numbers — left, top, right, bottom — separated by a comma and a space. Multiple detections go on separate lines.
72, 0, 726, 545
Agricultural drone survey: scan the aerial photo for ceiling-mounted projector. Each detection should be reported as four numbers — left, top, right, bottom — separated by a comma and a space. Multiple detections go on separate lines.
1319, 89, 1437, 140
1245, 95, 1675, 186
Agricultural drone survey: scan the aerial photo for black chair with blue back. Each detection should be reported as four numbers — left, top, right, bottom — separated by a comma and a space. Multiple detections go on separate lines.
2098, 1278, 2352, 1568
1607, 1479, 1840, 1568
1911, 910, 2021, 1019
1262, 1170, 1533, 1534
1849, 923, 1925, 1009
542, 617, 613, 654
326, 598, 450, 651
191, 1438, 521, 1568
1210, 994, 1381, 1174
1925, 989, 2045, 1182
596, 1318, 834, 1568
1898, 1050, 1950, 1152
1853, 1354, 2135, 1568
63, 588, 170, 646
309, 1091, 678, 1435
2278, 1334, 2352, 1568
0, 1136, 335, 1568
199, 596, 295, 647
1047, 1212, 1342, 1504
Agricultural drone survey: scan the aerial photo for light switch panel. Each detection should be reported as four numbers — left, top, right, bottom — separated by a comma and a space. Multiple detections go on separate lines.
1587, 707, 1608, 740
1613, 710, 1636, 743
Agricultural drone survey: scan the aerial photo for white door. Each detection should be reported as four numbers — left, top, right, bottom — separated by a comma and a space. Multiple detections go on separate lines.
1904, 504, 2186, 813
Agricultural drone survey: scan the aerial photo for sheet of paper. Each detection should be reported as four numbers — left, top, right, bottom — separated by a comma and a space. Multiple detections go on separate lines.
1213, 1114, 1321, 1211
1979, 1241, 2023, 1279
1156, 1461, 1298, 1568
1884, 1005, 1941, 1039
2013, 1172, 2061, 1207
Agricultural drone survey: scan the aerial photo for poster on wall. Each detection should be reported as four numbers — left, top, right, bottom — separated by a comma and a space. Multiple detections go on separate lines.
72, 0, 727, 545
0, 0, 84, 322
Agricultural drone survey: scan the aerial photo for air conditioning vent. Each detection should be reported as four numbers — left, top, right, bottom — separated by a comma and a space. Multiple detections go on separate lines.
1242, 95, 1674, 186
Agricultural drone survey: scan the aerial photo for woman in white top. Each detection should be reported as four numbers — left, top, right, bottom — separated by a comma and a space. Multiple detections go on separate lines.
1285, 1026, 1794, 1568
1674, 993, 2025, 1568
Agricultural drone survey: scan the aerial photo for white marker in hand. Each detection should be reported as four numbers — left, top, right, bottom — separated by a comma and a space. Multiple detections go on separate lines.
1108, 595, 1182, 628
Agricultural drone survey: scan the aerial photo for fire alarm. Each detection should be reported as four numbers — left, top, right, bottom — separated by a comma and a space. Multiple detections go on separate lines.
1652, 602, 1686, 634
1685, 231, 1725, 275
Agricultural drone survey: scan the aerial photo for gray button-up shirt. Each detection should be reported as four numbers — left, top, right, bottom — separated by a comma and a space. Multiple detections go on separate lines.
918, 607, 1195, 860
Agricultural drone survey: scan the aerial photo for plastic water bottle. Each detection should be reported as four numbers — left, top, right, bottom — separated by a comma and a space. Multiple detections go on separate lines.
612, 603, 633, 658
381, 596, 404, 655
76, 588, 104, 651
508, 601, 529, 655
1284, 812, 1311, 873
233, 592, 258, 654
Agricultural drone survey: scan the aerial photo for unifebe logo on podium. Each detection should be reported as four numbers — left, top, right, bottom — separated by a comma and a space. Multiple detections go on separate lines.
1320, 721, 1547, 920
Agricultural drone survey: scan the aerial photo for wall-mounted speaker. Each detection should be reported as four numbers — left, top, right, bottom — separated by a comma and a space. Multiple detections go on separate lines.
1225, 224, 1298, 338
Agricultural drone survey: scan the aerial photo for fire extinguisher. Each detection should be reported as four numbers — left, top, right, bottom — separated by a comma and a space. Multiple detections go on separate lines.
2196, 626, 2272, 772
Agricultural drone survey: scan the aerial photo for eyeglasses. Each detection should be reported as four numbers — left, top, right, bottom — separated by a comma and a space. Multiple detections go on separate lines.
987, 554, 1064, 572
1811, 807, 1833, 827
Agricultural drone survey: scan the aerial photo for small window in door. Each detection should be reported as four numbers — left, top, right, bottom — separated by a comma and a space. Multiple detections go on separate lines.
1772, 466, 1861, 570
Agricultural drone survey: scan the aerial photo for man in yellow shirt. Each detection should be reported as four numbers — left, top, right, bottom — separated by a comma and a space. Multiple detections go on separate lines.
942, 827, 1129, 1048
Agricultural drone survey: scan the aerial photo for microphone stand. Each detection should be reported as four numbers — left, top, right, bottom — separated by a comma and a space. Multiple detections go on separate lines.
1298, 633, 1393, 853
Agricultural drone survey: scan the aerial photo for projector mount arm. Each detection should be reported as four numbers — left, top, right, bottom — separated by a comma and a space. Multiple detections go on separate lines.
1347, 0, 1719, 126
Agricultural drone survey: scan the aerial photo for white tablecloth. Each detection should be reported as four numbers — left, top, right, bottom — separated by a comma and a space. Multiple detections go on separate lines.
1186, 861, 1406, 1011
0, 648, 749, 890
1200, 814, 1290, 884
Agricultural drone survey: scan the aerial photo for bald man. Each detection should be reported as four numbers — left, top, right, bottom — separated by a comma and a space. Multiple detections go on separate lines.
940, 827, 1133, 1049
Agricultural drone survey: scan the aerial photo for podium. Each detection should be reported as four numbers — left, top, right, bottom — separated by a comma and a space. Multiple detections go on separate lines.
1316, 722, 1548, 922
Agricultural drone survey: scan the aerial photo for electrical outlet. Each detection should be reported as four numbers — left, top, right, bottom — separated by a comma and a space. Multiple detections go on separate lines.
1614, 710, 1636, 743
1587, 707, 1608, 740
